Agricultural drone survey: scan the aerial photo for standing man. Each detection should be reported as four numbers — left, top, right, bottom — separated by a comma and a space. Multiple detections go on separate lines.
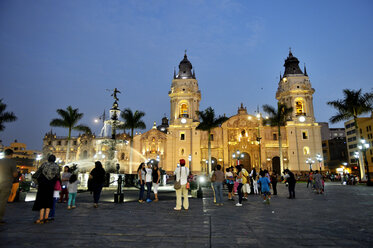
270, 170, 278, 195
0, 149, 18, 224
284, 169, 296, 199
174, 159, 189, 211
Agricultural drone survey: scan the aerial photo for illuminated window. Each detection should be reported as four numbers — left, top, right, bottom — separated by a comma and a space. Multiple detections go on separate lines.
295, 98, 305, 116
303, 146, 310, 155
180, 103, 188, 117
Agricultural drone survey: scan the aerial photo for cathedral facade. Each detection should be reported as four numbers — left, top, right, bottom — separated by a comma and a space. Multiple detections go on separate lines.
43, 52, 323, 174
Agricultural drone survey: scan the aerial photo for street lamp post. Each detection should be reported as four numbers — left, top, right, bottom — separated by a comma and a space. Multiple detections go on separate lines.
354, 151, 360, 180
256, 113, 262, 169
316, 154, 323, 173
232, 150, 244, 166
188, 154, 192, 173
358, 139, 371, 186
306, 158, 315, 172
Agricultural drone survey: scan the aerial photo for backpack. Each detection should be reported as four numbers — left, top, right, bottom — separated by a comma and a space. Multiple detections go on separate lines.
242, 169, 249, 184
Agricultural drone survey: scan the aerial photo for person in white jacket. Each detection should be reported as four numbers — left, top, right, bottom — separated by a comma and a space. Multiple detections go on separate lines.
174, 159, 189, 211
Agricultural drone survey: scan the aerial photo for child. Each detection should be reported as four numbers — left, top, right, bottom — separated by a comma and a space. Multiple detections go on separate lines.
257, 171, 271, 204
67, 174, 80, 209
49, 176, 61, 221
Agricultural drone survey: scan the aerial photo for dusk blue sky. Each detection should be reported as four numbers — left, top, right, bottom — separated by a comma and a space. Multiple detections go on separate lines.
1, 0, 373, 150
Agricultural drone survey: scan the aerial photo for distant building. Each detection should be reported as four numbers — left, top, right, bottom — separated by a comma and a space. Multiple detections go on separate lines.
320, 123, 348, 172
4, 140, 41, 173
320, 122, 345, 140
345, 113, 373, 178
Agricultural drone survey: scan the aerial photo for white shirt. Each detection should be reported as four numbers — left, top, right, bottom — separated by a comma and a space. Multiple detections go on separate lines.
145, 168, 153, 182
174, 166, 189, 185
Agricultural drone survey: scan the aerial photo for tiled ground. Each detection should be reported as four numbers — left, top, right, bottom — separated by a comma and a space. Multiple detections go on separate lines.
1, 182, 373, 247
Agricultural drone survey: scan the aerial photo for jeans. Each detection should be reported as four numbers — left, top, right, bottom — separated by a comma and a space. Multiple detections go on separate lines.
237, 183, 243, 204
60, 188, 69, 202
288, 183, 296, 198
49, 197, 59, 218
139, 181, 145, 200
68, 193, 77, 206
93, 185, 103, 204
272, 182, 277, 195
213, 182, 223, 204
146, 182, 152, 200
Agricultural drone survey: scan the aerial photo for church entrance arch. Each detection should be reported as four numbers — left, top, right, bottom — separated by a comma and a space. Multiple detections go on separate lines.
240, 153, 251, 172
272, 156, 280, 174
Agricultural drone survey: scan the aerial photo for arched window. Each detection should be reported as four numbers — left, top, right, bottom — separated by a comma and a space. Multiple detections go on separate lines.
295, 98, 305, 116
303, 146, 310, 155
180, 103, 188, 118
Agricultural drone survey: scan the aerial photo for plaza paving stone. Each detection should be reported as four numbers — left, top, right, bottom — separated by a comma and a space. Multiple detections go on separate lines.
1, 182, 373, 247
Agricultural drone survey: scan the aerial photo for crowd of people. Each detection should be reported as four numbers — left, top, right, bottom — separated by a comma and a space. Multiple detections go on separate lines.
210, 165, 297, 206
1, 150, 360, 224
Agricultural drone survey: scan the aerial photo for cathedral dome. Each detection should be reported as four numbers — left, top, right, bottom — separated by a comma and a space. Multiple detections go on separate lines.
283, 50, 303, 76
177, 53, 194, 79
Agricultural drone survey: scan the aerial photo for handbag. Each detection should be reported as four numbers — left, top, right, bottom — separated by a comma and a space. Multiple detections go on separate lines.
174, 167, 182, 190
32, 165, 44, 184
211, 172, 216, 182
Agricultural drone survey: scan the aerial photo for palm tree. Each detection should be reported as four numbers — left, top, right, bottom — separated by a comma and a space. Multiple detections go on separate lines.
0, 99, 17, 132
120, 108, 146, 174
50, 106, 91, 163
327, 89, 373, 181
262, 102, 293, 173
196, 107, 228, 174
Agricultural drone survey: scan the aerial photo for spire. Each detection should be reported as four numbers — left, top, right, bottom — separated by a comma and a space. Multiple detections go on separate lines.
304, 63, 308, 76
283, 49, 303, 76
280, 71, 282, 80
152, 121, 157, 129
192, 69, 196, 78
173, 67, 176, 79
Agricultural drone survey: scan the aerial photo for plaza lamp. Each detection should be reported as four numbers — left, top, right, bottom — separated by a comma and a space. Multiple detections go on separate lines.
188, 154, 192, 172
232, 150, 244, 166
354, 151, 360, 178
256, 113, 262, 169
316, 154, 323, 172
306, 158, 314, 172
358, 139, 371, 186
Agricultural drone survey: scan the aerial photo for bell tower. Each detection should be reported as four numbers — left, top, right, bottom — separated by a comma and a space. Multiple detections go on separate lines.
169, 52, 201, 125
276, 50, 316, 124
276, 50, 323, 172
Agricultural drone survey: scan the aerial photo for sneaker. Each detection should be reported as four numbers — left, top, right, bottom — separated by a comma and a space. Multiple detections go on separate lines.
93, 204, 98, 208
67, 206, 71, 210
154, 199, 159, 202
263, 200, 267, 203
174, 207, 181, 211
138, 200, 144, 203
72, 206, 76, 209
235, 203, 242, 207
146, 199, 152, 203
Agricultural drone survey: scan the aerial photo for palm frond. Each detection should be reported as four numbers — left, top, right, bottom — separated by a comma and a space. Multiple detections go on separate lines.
73, 124, 92, 134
